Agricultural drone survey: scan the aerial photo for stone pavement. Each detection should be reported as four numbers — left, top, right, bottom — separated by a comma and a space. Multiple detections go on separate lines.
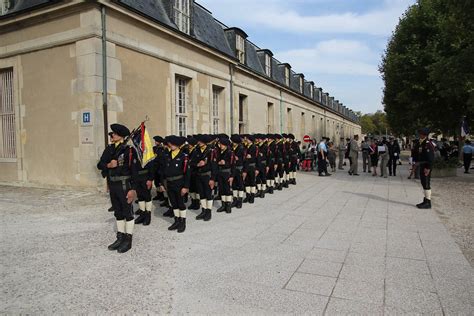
1, 164, 473, 315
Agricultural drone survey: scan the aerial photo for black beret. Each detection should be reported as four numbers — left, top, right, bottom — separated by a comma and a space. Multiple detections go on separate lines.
165, 135, 185, 146
217, 133, 229, 139
110, 124, 130, 137
187, 136, 197, 146
219, 137, 231, 146
288, 134, 295, 140
282, 133, 288, 138
153, 135, 164, 143
231, 134, 242, 143
274, 134, 282, 140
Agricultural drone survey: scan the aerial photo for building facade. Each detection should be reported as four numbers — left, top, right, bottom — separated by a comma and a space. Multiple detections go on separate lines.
0, 0, 361, 188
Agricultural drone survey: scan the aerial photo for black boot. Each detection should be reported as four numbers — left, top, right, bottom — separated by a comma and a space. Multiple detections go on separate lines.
283, 181, 289, 188
416, 198, 427, 208
236, 198, 243, 209
108, 232, 124, 251
177, 218, 186, 233
268, 186, 274, 194
417, 199, 432, 209
203, 209, 212, 221
117, 234, 132, 253
135, 209, 144, 216
231, 197, 238, 207
108, 206, 114, 212
249, 194, 255, 204
143, 211, 151, 226
260, 190, 265, 199
189, 199, 200, 210
216, 202, 226, 213
243, 193, 250, 203
163, 208, 174, 217
135, 212, 147, 224
168, 217, 180, 230
292, 179, 297, 185
225, 202, 232, 214
196, 208, 206, 220
277, 183, 283, 191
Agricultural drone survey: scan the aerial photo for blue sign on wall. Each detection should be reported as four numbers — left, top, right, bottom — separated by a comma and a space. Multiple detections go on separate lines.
83, 112, 91, 124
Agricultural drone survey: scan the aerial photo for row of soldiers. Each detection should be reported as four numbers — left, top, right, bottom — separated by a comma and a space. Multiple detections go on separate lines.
98, 124, 301, 253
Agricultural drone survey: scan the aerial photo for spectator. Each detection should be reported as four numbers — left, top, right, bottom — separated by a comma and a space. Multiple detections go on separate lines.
361, 137, 370, 173
327, 142, 337, 173
349, 135, 360, 176
338, 137, 345, 170
463, 140, 473, 174
369, 138, 379, 176
378, 139, 389, 178
317, 138, 330, 176
388, 137, 401, 176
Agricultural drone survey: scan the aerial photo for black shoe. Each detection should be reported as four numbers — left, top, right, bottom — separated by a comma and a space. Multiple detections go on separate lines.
168, 217, 180, 230
135, 212, 147, 224
135, 209, 144, 216
417, 199, 432, 209
348, 171, 353, 175
231, 197, 238, 207
191, 199, 201, 210
143, 211, 151, 226
283, 181, 289, 188
259, 190, 265, 199
225, 202, 232, 214
177, 218, 186, 233
203, 209, 212, 221
243, 194, 250, 203
196, 208, 206, 220
416, 198, 427, 208
292, 179, 297, 185
352, 174, 359, 176
268, 187, 274, 194
163, 208, 174, 217
249, 194, 255, 204
108, 206, 114, 212
236, 198, 243, 209
108, 232, 124, 251
117, 234, 132, 253
216, 202, 226, 213
277, 184, 282, 191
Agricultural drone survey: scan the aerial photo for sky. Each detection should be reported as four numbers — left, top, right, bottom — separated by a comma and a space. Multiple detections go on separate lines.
197, 0, 416, 114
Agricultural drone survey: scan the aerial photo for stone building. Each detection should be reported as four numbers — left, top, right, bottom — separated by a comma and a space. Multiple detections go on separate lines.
0, 0, 361, 188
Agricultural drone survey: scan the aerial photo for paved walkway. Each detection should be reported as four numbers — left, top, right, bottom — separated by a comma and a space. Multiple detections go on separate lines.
1, 163, 473, 314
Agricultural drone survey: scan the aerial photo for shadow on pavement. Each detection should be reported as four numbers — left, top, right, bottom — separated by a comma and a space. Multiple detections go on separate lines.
342, 191, 415, 207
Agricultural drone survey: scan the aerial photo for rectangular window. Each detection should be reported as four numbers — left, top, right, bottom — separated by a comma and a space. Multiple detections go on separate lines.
174, 0, 190, 34
0, 68, 16, 159
211, 87, 220, 134
265, 54, 271, 77
236, 35, 246, 64
310, 87, 314, 98
285, 68, 290, 86
175, 77, 188, 137
299, 77, 304, 93
238, 94, 247, 134
267, 102, 274, 133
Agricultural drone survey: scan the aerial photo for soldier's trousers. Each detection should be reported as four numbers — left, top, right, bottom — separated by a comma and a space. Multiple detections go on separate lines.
420, 165, 431, 190
218, 171, 232, 196
136, 178, 151, 202
167, 179, 186, 211
244, 167, 256, 187
256, 164, 267, 185
232, 168, 244, 191
109, 180, 134, 221
196, 174, 212, 201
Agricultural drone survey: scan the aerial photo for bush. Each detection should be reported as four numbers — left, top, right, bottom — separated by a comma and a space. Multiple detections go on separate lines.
432, 157, 458, 169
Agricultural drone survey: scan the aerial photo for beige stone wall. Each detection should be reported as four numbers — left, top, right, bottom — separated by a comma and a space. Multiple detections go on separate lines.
0, 2, 360, 188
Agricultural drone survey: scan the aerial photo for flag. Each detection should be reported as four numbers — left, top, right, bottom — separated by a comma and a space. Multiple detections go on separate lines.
461, 117, 470, 138
130, 122, 156, 168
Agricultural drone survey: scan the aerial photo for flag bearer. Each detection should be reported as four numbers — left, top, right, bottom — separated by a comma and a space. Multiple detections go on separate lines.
97, 124, 138, 253
231, 134, 245, 208
216, 136, 234, 213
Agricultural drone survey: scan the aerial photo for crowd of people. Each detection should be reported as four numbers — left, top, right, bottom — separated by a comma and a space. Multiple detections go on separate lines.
98, 125, 300, 253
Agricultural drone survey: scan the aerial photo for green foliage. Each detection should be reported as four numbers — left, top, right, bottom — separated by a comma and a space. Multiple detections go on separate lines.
360, 111, 390, 135
380, 0, 474, 137
432, 157, 459, 169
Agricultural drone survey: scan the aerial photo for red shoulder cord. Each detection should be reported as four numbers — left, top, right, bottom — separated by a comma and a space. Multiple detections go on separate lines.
183, 155, 188, 173
129, 147, 133, 167
255, 145, 259, 158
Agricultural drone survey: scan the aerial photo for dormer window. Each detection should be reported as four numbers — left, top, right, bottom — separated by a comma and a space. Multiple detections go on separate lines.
310, 87, 314, 98
265, 54, 271, 77
285, 67, 290, 86
174, 0, 190, 34
236, 35, 246, 63
299, 77, 304, 93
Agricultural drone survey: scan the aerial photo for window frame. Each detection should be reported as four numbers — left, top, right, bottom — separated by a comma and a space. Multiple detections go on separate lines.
236, 35, 246, 64
173, 0, 190, 34
265, 54, 272, 77
285, 67, 290, 86
175, 77, 188, 137
211, 87, 220, 134
0, 67, 17, 161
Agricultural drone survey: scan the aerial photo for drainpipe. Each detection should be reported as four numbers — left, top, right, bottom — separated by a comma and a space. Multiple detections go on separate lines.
101, 6, 108, 147
279, 89, 283, 133
229, 64, 234, 134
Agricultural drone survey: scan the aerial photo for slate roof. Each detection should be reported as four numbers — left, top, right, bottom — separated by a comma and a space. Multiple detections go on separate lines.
0, 0, 358, 122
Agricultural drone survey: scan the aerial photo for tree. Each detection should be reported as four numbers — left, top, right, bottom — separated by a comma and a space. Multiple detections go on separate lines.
380, 0, 474, 137
359, 111, 390, 136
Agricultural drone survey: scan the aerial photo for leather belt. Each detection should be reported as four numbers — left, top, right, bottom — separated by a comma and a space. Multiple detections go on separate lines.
167, 175, 184, 182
